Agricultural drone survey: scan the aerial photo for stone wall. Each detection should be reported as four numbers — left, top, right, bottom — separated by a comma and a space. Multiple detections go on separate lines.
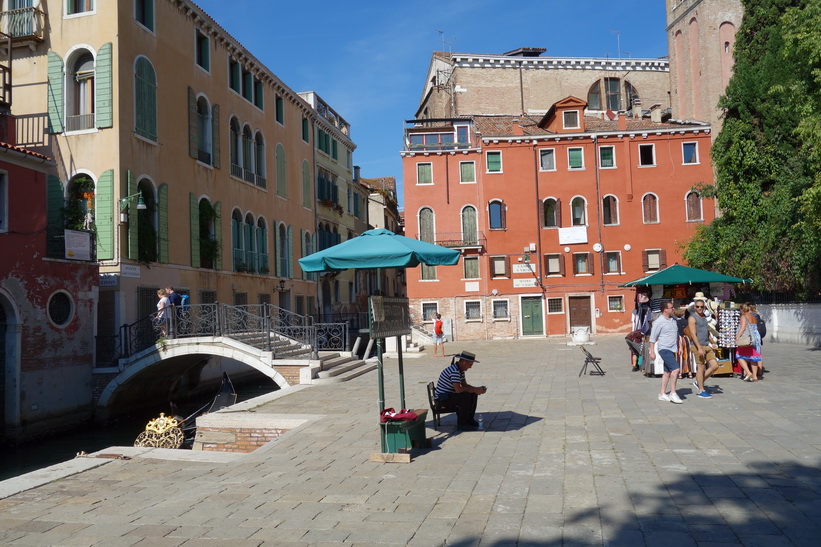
195, 426, 288, 453
758, 304, 821, 347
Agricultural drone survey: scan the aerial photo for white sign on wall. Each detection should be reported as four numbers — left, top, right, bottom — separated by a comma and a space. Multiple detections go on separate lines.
512, 264, 536, 274
465, 281, 480, 292
99, 274, 119, 287
558, 226, 588, 245
64, 229, 91, 261
121, 264, 141, 278
513, 278, 537, 288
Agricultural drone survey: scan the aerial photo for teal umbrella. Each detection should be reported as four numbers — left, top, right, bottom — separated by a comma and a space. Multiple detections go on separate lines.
299, 228, 459, 454
620, 264, 751, 287
299, 228, 460, 272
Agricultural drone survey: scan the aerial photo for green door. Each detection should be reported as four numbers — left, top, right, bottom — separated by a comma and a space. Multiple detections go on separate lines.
521, 297, 544, 336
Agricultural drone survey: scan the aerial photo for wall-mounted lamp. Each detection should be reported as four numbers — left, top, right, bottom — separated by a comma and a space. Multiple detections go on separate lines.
275, 279, 288, 292
119, 193, 147, 223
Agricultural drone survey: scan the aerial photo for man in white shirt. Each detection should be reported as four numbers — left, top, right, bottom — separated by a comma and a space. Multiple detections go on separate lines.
649, 301, 683, 404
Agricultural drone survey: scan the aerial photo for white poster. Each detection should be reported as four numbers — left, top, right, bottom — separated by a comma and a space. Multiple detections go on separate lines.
558, 226, 588, 245
64, 229, 91, 261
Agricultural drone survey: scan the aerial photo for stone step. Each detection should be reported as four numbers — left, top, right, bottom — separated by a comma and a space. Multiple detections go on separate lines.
312, 359, 378, 384
316, 356, 360, 378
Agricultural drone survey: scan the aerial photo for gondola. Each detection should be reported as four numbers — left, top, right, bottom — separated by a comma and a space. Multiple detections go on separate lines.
134, 372, 237, 449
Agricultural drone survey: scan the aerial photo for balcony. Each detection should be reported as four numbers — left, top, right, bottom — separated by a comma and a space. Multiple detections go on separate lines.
403, 118, 475, 152
0, 7, 46, 46
422, 232, 486, 250
65, 113, 95, 132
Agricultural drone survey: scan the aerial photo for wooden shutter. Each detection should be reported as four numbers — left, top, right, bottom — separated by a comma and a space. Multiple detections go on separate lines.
47, 52, 64, 133
641, 250, 649, 271
46, 176, 65, 258
96, 43, 113, 128
288, 226, 294, 278
190, 193, 199, 267
555, 198, 562, 227
558, 254, 566, 276
95, 170, 114, 260
587, 252, 595, 275
188, 87, 198, 159
659, 249, 668, 269
127, 171, 138, 260
538, 199, 545, 227
212, 104, 221, 168
158, 184, 169, 263
214, 202, 222, 270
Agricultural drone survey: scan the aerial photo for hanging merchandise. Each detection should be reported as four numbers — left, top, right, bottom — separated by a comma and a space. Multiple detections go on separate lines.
717, 305, 740, 347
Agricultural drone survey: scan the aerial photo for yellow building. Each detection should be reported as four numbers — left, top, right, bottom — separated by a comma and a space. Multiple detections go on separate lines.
4, 1, 351, 363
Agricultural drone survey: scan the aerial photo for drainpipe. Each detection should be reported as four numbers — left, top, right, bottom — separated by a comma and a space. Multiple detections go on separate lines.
532, 140, 547, 334
592, 134, 604, 296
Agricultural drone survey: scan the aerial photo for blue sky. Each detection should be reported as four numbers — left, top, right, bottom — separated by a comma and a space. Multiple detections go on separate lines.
194, 0, 669, 208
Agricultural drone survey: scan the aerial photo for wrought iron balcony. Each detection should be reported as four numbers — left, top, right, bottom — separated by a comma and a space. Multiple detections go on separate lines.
0, 7, 46, 44
420, 231, 486, 249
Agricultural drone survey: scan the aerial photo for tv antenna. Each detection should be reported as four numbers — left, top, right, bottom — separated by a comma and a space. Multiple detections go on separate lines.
609, 30, 621, 59
436, 29, 455, 54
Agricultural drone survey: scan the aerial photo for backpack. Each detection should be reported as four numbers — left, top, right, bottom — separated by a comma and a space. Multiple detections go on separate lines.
434, 319, 443, 336
755, 314, 766, 339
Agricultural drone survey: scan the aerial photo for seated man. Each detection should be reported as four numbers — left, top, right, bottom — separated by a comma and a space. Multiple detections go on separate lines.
435, 351, 487, 431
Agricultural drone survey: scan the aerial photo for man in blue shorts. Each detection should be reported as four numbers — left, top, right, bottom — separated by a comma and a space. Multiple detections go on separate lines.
649, 300, 683, 404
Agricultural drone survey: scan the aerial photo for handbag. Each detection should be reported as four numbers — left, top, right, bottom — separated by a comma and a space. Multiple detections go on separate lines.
737, 331, 752, 347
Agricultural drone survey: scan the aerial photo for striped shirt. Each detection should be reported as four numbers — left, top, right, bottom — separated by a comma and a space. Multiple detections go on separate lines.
435, 362, 464, 399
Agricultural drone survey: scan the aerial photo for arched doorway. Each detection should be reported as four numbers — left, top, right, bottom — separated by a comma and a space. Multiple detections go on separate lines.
0, 291, 21, 432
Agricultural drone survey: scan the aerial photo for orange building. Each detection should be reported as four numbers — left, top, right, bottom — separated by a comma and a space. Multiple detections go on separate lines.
401, 97, 715, 339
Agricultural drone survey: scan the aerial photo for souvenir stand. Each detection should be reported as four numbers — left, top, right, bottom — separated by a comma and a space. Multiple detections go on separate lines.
620, 265, 751, 377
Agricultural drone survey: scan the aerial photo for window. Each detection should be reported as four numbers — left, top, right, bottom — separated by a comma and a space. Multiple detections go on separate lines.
195, 29, 209, 71
135, 57, 157, 140
460, 161, 476, 183
278, 224, 290, 278
544, 253, 565, 276
489, 200, 505, 230
257, 218, 268, 274
643, 249, 667, 271
66, 52, 95, 132
638, 143, 656, 166
587, 81, 601, 110
608, 296, 625, 312
539, 149, 556, 171
135, 0, 154, 30
686, 191, 702, 221
197, 199, 218, 269
542, 198, 560, 228
463, 256, 479, 279
642, 194, 659, 223
486, 151, 502, 173
229, 117, 241, 176
302, 161, 312, 208
0, 172, 6, 233
332, 139, 338, 160
568, 147, 584, 170
422, 302, 439, 322
421, 264, 437, 280
276, 143, 286, 197
602, 195, 619, 225
683, 142, 698, 164
571, 197, 586, 226
625, 81, 639, 108
416, 163, 432, 185
599, 145, 615, 168
605, 77, 621, 111
492, 300, 509, 320
604, 251, 621, 274
461, 206, 478, 245
302, 117, 310, 143
547, 298, 564, 314
47, 291, 74, 327
563, 110, 579, 129
195, 96, 212, 164
254, 81, 263, 110
490, 256, 509, 278
254, 132, 266, 187
573, 253, 593, 275
465, 301, 482, 321
275, 96, 284, 124
420, 207, 436, 281
67, 0, 94, 15
228, 59, 241, 92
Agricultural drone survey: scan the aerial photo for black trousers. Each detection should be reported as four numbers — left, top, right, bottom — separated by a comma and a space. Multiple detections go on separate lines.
439, 391, 478, 425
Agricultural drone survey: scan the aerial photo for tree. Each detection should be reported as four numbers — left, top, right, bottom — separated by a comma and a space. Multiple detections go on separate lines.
684, 0, 821, 296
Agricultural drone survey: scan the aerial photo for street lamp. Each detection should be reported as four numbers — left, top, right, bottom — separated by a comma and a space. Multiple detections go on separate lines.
275, 279, 288, 292
119, 193, 147, 223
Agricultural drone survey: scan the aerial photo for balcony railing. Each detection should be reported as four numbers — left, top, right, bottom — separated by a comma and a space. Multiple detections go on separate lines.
420, 232, 486, 249
0, 7, 45, 43
65, 113, 95, 132
404, 118, 476, 152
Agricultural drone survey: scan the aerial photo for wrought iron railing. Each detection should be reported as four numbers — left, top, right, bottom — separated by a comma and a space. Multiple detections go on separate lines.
421, 231, 487, 248
0, 7, 45, 41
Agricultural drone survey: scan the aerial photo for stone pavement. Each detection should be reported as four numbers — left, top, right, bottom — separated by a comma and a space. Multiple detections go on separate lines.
1, 335, 821, 546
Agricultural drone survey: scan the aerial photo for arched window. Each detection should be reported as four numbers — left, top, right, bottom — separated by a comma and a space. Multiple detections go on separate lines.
625, 81, 639, 110
257, 218, 269, 274
196, 96, 212, 164
587, 81, 601, 110
489, 200, 505, 230
135, 56, 157, 140
67, 51, 95, 131
643, 193, 659, 223
136, 179, 157, 264
602, 195, 619, 226
571, 197, 586, 226
542, 198, 560, 228
419, 207, 435, 280
278, 223, 289, 278
461, 205, 478, 245
244, 213, 256, 272
198, 198, 218, 269
229, 117, 241, 176
231, 209, 243, 271
242, 125, 254, 181
276, 143, 287, 197
302, 160, 312, 208
254, 132, 266, 187
65, 174, 95, 231
686, 191, 702, 221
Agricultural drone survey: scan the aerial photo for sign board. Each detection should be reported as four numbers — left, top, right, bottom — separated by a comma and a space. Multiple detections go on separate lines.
512, 264, 536, 274
513, 278, 537, 288
558, 226, 588, 245
64, 229, 92, 261
464, 281, 479, 292
99, 274, 119, 287
369, 296, 411, 338
121, 264, 141, 278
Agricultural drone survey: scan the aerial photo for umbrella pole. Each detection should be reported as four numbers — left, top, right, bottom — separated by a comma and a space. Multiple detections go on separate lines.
397, 335, 406, 410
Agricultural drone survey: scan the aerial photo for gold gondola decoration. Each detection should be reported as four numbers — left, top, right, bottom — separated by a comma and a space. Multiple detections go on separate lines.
133, 413, 184, 449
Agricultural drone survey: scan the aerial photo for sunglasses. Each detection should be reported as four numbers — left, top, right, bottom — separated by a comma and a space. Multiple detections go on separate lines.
694, 305, 705, 309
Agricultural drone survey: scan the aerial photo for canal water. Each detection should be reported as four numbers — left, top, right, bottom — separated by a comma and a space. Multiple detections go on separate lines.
0, 379, 279, 481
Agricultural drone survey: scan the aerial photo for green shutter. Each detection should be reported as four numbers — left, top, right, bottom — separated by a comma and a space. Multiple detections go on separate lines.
276, 143, 286, 197
287, 226, 294, 278
146, 0, 155, 30
47, 52, 64, 133
190, 193, 200, 267
300, 229, 306, 280
188, 87, 198, 159
158, 184, 169, 263
95, 169, 114, 260
569, 148, 583, 169
96, 43, 113, 128
212, 104, 221, 168
487, 152, 501, 172
46, 175, 65, 258
127, 170, 138, 260
214, 202, 222, 270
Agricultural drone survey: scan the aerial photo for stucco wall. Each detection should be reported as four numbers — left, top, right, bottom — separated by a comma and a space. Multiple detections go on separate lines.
757, 304, 821, 347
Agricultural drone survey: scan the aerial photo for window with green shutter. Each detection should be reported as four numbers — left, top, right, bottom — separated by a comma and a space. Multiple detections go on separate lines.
96, 43, 113, 129
47, 52, 64, 134
254, 80, 263, 110
568, 147, 584, 170
158, 184, 168, 262
228, 58, 241, 92
302, 160, 311, 208
459, 161, 475, 183
135, 57, 157, 140
416, 163, 432, 185
302, 117, 309, 142
95, 170, 114, 260
599, 146, 615, 168
135, 0, 154, 31
276, 143, 287, 197
331, 139, 338, 160
276, 96, 284, 124
195, 29, 209, 70
486, 151, 502, 173
46, 176, 65, 258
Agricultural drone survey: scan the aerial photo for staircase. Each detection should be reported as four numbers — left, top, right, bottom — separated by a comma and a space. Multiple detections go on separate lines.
312, 352, 378, 384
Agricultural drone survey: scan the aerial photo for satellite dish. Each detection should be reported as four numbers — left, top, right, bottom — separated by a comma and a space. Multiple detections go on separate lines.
491, 289, 498, 296
624, 244, 632, 251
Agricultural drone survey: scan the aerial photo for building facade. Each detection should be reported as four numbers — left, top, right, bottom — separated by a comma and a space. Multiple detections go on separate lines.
402, 97, 715, 339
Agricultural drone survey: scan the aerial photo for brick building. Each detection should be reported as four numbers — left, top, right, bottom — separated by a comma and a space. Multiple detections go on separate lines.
402, 97, 715, 339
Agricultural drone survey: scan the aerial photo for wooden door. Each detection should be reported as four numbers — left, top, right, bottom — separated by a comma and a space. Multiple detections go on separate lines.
568, 296, 592, 329
521, 297, 544, 336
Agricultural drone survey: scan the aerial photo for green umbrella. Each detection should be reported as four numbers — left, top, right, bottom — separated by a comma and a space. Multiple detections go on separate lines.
620, 264, 751, 287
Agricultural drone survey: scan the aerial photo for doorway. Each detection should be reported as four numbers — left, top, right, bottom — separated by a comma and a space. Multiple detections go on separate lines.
520, 296, 544, 336
568, 296, 593, 330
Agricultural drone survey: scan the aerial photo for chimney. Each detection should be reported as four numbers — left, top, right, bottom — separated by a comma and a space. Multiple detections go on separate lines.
617, 113, 627, 131
650, 103, 662, 123
354, 165, 361, 182
512, 119, 523, 136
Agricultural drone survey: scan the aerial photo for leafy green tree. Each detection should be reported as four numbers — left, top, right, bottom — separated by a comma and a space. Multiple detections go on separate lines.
684, 0, 821, 296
